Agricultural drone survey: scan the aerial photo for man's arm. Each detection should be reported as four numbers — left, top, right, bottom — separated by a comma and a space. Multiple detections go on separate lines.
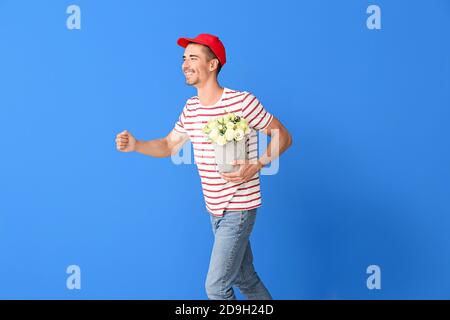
116, 129, 189, 158
258, 116, 293, 166
220, 116, 292, 183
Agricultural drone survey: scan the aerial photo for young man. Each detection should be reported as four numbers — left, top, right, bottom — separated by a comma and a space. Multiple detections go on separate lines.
115, 33, 292, 300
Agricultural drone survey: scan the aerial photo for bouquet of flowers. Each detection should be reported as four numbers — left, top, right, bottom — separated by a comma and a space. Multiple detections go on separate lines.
202, 113, 250, 145
202, 112, 251, 173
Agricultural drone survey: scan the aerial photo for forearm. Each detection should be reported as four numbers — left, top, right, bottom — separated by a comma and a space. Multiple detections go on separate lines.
135, 138, 171, 158
258, 130, 292, 167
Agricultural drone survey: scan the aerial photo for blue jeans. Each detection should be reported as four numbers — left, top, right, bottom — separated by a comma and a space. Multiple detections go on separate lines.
205, 208, 273, 300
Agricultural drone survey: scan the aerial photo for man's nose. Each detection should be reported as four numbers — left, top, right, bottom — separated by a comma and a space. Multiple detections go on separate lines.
182, 60, 190, 70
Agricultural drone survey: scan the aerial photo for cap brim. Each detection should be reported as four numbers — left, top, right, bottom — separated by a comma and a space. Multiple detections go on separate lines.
177, 37, 194, 48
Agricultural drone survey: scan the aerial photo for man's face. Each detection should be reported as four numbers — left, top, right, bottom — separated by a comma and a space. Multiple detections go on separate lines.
182, 43, 213, 86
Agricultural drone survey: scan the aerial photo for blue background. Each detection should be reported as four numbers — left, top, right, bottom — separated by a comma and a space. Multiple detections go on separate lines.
0, 0, 449, 299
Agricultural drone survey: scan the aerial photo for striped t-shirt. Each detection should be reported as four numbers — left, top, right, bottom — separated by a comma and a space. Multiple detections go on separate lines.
173, 88, 273, 216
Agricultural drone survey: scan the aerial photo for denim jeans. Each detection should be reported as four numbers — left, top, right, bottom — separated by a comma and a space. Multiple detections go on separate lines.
205, 208, 273, 300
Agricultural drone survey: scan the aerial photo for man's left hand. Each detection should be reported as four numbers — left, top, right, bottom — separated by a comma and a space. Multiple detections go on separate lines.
220, 160, 263, 183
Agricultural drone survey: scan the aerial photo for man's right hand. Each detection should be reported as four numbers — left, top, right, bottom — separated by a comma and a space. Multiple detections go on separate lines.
116, 130, 136, 152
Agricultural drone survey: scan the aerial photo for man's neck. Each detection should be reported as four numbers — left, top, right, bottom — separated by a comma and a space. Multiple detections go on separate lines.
196, 80, 224, 106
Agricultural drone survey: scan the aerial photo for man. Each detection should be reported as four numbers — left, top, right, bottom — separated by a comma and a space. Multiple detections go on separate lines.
115, 33, 292, 300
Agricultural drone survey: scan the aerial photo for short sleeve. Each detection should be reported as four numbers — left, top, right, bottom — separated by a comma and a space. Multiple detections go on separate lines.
173, 103, 188, 134
241, 92, 273, 130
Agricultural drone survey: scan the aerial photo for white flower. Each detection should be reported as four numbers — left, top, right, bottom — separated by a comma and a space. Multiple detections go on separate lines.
216, 135, 227, 146
225, 128, 235, 141
226, 121, 235, 130
208, 128, 220, 141
234, 129, 245, 141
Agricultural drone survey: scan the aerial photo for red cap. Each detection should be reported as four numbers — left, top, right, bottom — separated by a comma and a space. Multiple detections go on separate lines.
177, 33, 226, 66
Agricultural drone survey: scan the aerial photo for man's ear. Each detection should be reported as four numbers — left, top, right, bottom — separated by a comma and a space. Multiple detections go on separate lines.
210, 58, 219, 72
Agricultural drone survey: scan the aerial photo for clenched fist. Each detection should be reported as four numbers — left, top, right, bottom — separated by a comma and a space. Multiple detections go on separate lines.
116, 130, 136, 152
